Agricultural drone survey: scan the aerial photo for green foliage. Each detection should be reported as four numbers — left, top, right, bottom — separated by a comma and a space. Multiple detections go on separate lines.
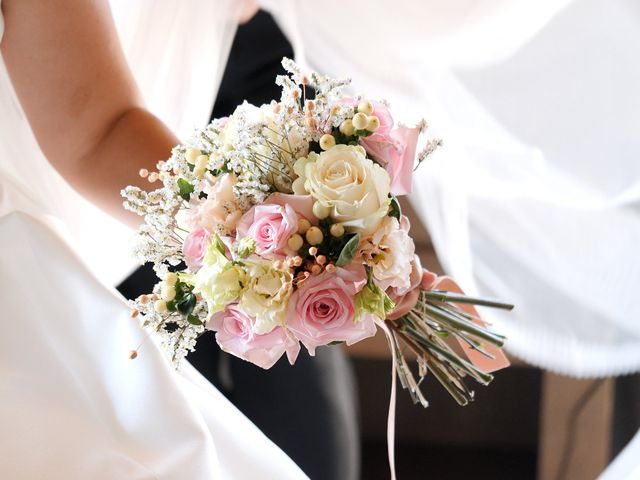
336, 233, 360, 267
177, 178, 194, 201
388, 195, 402, 220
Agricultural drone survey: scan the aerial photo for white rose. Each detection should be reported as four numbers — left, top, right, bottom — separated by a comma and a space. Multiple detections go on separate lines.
240, 260, 293, 334
296, 145, 391, 235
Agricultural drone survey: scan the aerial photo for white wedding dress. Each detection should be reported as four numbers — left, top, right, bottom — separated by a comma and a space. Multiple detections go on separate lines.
0, 5, 307, 480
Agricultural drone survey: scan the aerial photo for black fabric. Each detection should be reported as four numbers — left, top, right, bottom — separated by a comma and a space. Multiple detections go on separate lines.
117, 11, 359, 480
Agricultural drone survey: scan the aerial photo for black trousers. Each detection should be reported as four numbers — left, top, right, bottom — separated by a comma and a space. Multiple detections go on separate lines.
117, 11, 360, 480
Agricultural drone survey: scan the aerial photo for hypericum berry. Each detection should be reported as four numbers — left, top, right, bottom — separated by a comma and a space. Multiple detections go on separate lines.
164, 272, 178, 286
161, 285, 176, 302
357, 100, 374, 115
366, 115, 380, 132
185, 148, 201, 165
312, 201, 330, 220
319, 134, 336, 151
352, 112, 368, 130
287, 234, 304, 252
298, 218, 311, 234
306, 227, 324, 246
329, 223, 345, 237
339, 119, 355, 136
154, 299, 168, 314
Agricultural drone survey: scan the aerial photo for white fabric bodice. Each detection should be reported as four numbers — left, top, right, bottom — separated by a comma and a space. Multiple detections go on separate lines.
0, 4, 306, 478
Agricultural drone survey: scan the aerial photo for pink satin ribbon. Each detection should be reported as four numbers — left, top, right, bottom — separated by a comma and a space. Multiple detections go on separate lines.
375, 317, 398, 480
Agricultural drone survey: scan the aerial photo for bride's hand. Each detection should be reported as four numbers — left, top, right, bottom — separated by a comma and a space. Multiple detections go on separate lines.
1, 0, 178, 227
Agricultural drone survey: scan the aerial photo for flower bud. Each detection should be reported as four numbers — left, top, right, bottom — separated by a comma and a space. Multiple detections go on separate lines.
235, 236, 256, 258
138, 168, 149, 178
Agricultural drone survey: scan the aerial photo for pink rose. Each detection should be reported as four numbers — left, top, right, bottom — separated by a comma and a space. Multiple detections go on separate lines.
236, 197, 308, 258
286, 265, 376, 355
337, 98, 419, 196
210, 304, 300, 369
361, 125, 420, 197
183, 227, 210, 270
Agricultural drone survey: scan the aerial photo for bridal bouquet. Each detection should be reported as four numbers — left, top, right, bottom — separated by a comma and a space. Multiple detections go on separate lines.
123, 59, 511, 407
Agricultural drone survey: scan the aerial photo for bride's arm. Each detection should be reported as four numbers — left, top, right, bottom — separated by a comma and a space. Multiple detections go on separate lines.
1, 0, 178, 227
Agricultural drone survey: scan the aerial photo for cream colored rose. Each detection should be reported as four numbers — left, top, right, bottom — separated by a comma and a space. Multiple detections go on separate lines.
296, 145, 391, 235
240, 261, 293, 334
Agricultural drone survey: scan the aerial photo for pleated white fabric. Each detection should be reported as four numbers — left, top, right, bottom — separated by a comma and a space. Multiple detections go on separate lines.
0, 4, 307, 479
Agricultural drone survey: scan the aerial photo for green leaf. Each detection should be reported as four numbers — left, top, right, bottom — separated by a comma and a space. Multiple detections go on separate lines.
336, 233, 360, 267
177, 178, 195, 201
187, 314, 203, 326
176, 293, 197, 317
388, 195, 401, 220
